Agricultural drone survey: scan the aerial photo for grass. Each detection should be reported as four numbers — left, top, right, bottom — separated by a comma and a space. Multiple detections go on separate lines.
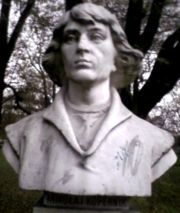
0, 149, 41, 213
0, 148, 180, 213
131, 160, 180, 213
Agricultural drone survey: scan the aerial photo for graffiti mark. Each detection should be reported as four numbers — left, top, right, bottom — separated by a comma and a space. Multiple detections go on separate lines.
114, 136, 143, 176
59, 170, 74, 185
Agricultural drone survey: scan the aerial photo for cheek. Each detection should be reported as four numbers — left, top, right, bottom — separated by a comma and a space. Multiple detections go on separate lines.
105, 46, 117, 67
96, 47, 116, 75
61, 45, 75, 60
99, 51, 115, 67
61, 49, 73, 67
97, 43, 116, 63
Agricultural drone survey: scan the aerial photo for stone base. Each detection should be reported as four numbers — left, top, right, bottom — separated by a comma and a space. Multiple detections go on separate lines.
33, 193, 140, 213
33, 206, 140, 213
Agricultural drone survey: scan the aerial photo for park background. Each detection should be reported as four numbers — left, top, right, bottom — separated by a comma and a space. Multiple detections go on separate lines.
0, 0, 180, 212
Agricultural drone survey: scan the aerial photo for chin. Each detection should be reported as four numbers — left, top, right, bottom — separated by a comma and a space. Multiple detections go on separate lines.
71, 77, 97, 85
69, 70, 97, 83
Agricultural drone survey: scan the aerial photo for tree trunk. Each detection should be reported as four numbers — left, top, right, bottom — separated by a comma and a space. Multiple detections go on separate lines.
0, 0, 36, 125
137, 28, 180, 118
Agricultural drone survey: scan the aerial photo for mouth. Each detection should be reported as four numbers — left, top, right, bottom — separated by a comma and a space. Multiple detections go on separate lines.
74, 59, 92, 68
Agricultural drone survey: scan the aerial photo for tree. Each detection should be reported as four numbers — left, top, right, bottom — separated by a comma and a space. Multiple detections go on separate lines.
149, 81, 180, 134
121, 0, 180, 118
0, 0, 36, 125
0, 0, 64, 135
1, 0, 180, 134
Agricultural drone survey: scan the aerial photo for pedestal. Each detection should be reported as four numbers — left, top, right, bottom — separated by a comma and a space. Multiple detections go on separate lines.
33, 193, 140, 213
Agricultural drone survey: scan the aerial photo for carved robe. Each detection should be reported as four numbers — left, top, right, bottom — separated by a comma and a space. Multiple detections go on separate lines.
3, 88, 177, 196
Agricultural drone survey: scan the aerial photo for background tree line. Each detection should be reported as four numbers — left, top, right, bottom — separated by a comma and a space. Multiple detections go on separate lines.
0, 0, 179, 136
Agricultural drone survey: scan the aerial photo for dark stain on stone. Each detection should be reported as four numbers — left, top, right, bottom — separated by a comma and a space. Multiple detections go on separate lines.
59, 170, 74, 185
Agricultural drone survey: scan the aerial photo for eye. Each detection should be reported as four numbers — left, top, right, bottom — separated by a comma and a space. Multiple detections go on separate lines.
63, 33, 78, 43
89, 32, 106, 43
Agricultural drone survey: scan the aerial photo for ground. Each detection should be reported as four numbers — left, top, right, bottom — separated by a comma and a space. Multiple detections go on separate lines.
0, 149, 41, 213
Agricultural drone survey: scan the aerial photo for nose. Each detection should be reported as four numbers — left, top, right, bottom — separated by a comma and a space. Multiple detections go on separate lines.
76, 34, 91, 54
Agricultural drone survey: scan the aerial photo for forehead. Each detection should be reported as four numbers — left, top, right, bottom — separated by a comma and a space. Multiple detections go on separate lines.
63, 19, 111, 35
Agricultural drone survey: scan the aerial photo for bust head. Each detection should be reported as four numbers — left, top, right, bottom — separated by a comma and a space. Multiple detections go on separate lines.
42, 3, 143, 88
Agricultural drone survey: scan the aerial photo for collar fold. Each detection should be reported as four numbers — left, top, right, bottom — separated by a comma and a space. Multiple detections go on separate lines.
43, 88, 132, 156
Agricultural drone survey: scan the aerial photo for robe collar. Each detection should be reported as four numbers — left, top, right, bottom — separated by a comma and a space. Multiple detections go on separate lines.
43, 87, 132, 156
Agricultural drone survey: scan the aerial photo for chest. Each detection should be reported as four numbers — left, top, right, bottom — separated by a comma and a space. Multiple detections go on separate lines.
21, 121, 153, 195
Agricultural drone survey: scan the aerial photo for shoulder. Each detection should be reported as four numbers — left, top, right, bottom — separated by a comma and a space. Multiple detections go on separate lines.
128, 114, 177, 181
129, 113, 174, 148
5, 109, 48, 154
6, 110, 45, 138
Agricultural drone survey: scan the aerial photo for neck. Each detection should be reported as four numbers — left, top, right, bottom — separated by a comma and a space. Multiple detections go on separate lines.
66, 79, 111, 107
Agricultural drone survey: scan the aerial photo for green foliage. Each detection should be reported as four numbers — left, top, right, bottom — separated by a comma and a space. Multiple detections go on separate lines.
132, 160, 180, 212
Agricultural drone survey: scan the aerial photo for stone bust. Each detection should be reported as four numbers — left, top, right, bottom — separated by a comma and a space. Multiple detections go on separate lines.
3, 3, 177, 197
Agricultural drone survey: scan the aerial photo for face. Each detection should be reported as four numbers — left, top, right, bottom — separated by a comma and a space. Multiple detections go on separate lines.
61, 20, 117, 84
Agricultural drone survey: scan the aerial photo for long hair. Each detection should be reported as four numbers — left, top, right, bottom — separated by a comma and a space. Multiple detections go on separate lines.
42, 3, 143, 88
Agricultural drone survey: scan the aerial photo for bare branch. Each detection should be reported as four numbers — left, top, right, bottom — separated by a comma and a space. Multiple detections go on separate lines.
7, 0, 36, 58
138, 0, 166, 53
0, 0, 11, 46
4, 83, 31, 115
125, 0, 143, 47
137, 27, 180, 118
